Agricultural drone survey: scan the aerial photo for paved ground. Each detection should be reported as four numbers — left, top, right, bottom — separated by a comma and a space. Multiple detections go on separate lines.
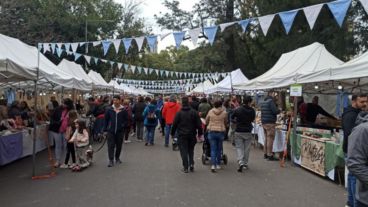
0, 133, 346, 207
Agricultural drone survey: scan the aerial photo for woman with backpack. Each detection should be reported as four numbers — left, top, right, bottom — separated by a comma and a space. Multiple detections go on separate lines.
143, 99, 160, 146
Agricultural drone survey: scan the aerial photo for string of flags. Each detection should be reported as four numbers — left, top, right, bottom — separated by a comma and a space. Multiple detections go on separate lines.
116, 77, 219, 85
40, 0, 357, 54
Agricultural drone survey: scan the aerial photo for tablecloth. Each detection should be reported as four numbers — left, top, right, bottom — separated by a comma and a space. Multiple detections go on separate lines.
0, 132, 23, 165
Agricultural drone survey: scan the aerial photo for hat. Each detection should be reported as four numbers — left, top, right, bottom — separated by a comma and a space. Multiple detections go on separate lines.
169, 94, 176, 102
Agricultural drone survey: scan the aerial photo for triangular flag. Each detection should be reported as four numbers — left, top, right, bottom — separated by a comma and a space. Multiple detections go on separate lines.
327, 0, 352, 27
144, 67, 148, 74
102, 40, 111, 56
134, 36, 145, 52
279, 9, 299, 34
303, 4, 324, 30
258, 14, 275, 36
71, 43, 79, 52
203, 26, 218, 46
74, 53, 81, 61
123, 38, 133, 54
188, 28, 201, 46
93, 57, 99, 65
124, 64, 129, 70
84, 55, 91, 64
92, 41, 101, 46
117, 63, 123, 70
101, 59, 107, 63
43, 43, 50, 53
50, 43, 56, 53
56, 43, 63, 49
220, 22, 235, 32
110, 61, 115, 66
146, 36, 158, 52
360, 0, 368, 14
64, 43, 71, 51
112, 40, 121, 54
238, 19, 250, 33
56, 48, 63, 57
173, 32, 186, 49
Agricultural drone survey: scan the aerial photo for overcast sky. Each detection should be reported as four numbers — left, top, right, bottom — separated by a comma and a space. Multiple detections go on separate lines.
114, 0, 199, 51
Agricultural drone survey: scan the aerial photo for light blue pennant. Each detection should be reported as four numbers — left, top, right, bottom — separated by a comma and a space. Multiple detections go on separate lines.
146, 35, 158, 52
327, 0, 352, 27
203, 26, 218, 46
74, 53, 81, 61
102, 40, 111, 56
238, 19, 250, 33
279, 10, 299, 34
56, 48, 63, 57
123, 38, 133, 54
173, 32, 186, 49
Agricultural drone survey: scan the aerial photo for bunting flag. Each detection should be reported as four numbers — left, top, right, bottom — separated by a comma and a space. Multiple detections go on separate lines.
71, 43, 79, 52
43, 43, 50, 53
102, 40, 111, 56
220, 22, 236, 32
360, 0, 368, 14
124, 64, 129, 70
173, 32, 186, 49
92, 41, 101, 46
327, 0, 352, 27
135, 36, 145, 52
56, 43, 63, 49
204, 26, 218, 46
123, 38, 133, 54
188, 28, 201, 46
84, 55, 91, 64
238, 19, 250, 33
74, 53, 81, 61
56, 48, 63, 57
64, 43, 71, 51
117, 63, 123, 70
279, 10, 299, 34
303, 4, 324, 30
146, 35, 158, 52
50, 43, 56, 53
93, 57, 99, 65
258, 14, 275, 36
112, 40, 121, 54
144, 67, 148, 75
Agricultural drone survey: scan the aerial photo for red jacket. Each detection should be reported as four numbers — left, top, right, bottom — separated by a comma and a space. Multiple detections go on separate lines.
162, 102, 181, 125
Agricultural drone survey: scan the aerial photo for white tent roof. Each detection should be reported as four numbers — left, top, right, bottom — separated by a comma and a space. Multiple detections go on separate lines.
0, 33, 89, 90
88, 70, 111, 89
234, 42, 344, 90
109, 80, 125, 92
206, 69, 248, 94
189, 80, 214, 94
57, 59, 92, 91
297, 50, 368, 92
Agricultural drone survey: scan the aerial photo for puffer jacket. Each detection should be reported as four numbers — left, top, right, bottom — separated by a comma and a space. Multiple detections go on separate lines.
260, 96, 280, 124
162, 101, 181, 125
206, 107, 228, 132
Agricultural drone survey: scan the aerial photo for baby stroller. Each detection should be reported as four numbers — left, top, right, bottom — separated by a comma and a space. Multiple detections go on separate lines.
201, 120, 228, 165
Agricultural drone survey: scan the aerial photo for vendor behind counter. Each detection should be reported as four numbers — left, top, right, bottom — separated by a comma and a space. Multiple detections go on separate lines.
299, 96, 337, 125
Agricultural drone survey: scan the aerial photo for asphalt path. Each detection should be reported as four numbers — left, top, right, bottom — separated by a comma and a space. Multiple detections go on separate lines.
0, 133, 346, 207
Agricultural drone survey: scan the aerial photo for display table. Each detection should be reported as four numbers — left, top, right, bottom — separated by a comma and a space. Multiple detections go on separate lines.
253, 123, 286, 152
0, 132, 23, 166
22, 124, 50, 157
290, 132, 344, 180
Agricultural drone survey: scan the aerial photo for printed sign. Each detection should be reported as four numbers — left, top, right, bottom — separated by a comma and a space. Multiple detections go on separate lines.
301, 136, 325, 176
290, 84, 302, 97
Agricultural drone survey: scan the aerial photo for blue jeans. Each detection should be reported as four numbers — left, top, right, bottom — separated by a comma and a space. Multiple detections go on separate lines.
49, 131, 66, 163
165, 124, 172, 146
146, 126, 156, 144
348, 172, 357, 207
208, 132, 224, 166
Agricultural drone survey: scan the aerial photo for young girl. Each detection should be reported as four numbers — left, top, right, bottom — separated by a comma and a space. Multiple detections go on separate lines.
60, 110, 78, 169
69, 119, 90, 171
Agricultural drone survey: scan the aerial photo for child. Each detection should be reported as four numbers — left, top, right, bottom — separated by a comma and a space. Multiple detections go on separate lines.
60, 110, 78, 169
69, 119, 90, 171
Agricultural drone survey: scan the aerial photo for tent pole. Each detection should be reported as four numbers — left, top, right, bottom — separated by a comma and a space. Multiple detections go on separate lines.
32, 44, 41, 177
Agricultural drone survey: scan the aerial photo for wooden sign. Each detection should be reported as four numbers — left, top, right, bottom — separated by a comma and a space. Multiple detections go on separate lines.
300, 136, 326, 176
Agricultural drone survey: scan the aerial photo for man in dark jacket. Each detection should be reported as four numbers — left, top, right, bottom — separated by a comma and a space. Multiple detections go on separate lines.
171, 96, 203, 173
343, 94, 367, 207
231, 96, 255, 172
104, 95, 128, 167
190, 95, 200, 111
260, 91, 280, 161
305, 96, 337, 124
347, 111, 368, 207
132, 96, 146, 142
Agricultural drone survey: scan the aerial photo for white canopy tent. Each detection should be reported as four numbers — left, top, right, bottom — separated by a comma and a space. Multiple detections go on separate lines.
88, 70, 111, 90
234, 42, 344, 91
188, 79, 214, 95
205, 69, 248, 94
57, 59, 92, 91
297, 50, 368, 93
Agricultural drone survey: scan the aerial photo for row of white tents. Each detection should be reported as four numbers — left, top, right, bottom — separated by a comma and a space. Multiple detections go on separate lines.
191, 42, 368, 95
0, 33, 150, 96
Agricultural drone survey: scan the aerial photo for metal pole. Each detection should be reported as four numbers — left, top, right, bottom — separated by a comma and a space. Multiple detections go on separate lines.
85, 20, 88, 54
32, 44, 41, 177
291, 96, 298, 166
229, 71, 233, 94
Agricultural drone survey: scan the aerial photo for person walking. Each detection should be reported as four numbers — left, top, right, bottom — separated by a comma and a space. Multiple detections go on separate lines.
198, 97, 211, 119
343, 94, 367, 207
231, 96, 255, 172
143, 99, 160, 146
123, 99, 133, 144
171, 96, 203, 173
206, 100, 228, 172
162, 95, 181, 147
104, 95, 128, 167
260, 91, 281, 161
132, 96, 146, 142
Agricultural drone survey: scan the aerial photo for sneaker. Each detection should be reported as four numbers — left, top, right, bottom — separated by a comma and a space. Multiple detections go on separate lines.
107, 160, 114, 167
268, 156, 279, 161
264, 154, 269, 159
53, 161, 60, 168
59, 164, 69, 169
216, 165, 221, 170
130, 132, 136, 137
237, 164, 244, 173
69, 164, 76, 169
189, 165, 194, 172
182, 168, 189, 173
211, 165, 216, 173
115, 159, 122, 164
137, 139, 143, 142
124, 140, 131, 144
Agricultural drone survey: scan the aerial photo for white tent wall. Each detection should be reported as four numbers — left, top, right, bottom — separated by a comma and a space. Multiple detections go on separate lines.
57, 60, 92, 91
87, 70, 111, 90
205, 69, 248, 94
190, 80, 214, 94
